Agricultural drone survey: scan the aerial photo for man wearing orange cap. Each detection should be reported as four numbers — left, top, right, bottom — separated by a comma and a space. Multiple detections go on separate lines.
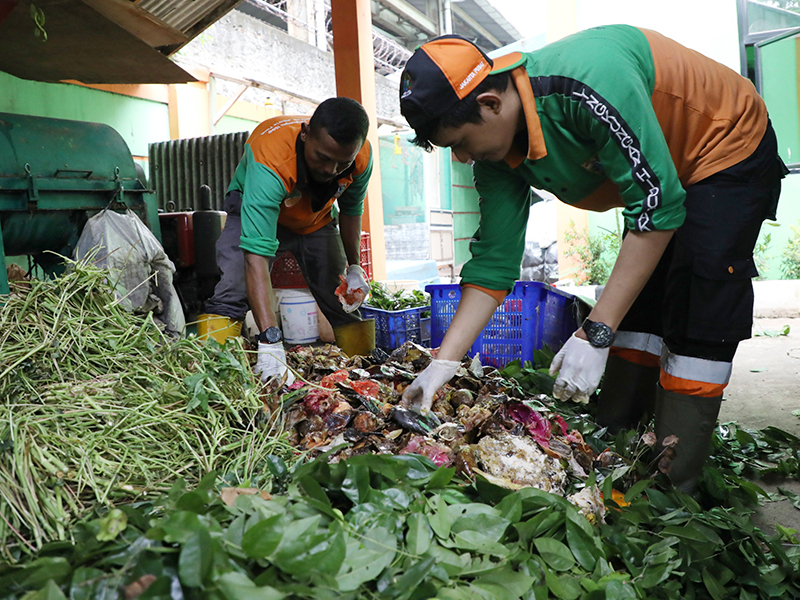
399, 26, 787, 492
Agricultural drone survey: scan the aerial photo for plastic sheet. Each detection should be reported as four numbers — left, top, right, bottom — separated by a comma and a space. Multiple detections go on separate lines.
74, 209, 186, 335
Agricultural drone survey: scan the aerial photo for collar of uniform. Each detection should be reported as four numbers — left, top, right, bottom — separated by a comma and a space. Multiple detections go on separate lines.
503, 65, 548, 169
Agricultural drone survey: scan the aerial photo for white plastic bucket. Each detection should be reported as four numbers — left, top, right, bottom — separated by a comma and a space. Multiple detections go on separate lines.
279, 289, 319, 344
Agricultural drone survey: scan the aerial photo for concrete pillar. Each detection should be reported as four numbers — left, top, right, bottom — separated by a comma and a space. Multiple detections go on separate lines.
168, 66, 211, 140
544, 0, 583, 281
330, 0, 387, 280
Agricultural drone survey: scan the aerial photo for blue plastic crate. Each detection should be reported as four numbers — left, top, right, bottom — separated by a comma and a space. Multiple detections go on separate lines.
360, 305, 432, 351
426, 281, 579, 368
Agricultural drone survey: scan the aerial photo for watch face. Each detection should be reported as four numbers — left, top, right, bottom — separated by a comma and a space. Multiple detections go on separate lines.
583, 320, 614, 348
262, 327, 283, 344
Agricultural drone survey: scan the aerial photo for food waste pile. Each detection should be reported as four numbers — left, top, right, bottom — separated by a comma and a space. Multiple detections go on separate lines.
4, 261, 800, 600
280, 342, 620, 524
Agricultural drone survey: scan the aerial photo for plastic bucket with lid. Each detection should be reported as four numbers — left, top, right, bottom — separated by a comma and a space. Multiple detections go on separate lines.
279, 289, 319, 344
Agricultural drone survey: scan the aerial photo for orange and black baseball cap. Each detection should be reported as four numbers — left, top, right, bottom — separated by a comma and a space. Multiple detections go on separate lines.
399, 35, 524, 134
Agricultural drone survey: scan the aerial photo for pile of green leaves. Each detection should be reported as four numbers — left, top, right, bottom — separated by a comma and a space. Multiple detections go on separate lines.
4, 267, 800, 598
0, 258, 298, 559
367, 281, 430, 312
2, 451, 799, 600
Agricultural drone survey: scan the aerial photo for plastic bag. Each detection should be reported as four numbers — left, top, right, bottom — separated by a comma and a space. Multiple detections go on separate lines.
74, 209, 186, 335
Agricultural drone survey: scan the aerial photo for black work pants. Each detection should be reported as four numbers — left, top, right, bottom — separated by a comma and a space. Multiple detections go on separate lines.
203, 191, 361, 328
619, 121, 787, 362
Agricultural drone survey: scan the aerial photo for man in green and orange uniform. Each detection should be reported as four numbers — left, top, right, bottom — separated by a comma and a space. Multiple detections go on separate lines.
399, 26, 787, 492
201, 97, 373, 382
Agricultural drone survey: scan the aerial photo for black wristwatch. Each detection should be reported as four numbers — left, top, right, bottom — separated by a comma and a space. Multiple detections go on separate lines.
582, 319, 615, 348
257, 326, 283, 344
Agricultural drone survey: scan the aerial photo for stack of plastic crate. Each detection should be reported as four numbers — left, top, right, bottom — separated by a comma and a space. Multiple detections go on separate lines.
426, 281, 578, 368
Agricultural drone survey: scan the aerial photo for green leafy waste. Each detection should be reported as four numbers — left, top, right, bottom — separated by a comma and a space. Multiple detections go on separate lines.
754, 325, 791, 337
366, 281, 430, 313
4, 265, 800, 598
2, 451, 800, 600
0, 257, 299, 559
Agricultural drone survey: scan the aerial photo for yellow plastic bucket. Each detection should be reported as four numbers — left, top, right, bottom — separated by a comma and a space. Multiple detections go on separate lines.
333, 319, 376, 356
196, 314, 243, 344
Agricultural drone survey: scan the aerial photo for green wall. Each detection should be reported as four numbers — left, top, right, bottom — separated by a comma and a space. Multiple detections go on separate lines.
215, 114, 257, 137
0, 72, 170, 159
760, 36, 800, 165
378, 133, 427, 226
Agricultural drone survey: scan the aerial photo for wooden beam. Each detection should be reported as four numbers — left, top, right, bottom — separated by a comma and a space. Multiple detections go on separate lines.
80, 0, 188, 48
330, 0, 387, 280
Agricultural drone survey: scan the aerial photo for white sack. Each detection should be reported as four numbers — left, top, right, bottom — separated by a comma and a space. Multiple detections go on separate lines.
75, 209, 185, 335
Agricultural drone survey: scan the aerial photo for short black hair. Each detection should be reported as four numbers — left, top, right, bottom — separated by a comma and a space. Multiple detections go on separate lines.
409, 70, 512, 151
309, 97, 370, 147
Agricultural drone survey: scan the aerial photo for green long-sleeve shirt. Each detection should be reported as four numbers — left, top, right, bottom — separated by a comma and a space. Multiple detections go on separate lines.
460, 25, 767, 292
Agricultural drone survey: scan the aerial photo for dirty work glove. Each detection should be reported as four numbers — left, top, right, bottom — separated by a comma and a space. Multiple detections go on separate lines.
548, 333, 609, 404
336, 265, 370, 313
402, 359, 460, 414
345, 264, 370, 310
254, 342, 296, 385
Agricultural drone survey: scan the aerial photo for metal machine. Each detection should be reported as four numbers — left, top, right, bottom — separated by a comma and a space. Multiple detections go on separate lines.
0, 112, 161, 294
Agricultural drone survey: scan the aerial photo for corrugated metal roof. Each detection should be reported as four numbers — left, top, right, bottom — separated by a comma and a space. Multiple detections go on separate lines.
138, 0, 236, 34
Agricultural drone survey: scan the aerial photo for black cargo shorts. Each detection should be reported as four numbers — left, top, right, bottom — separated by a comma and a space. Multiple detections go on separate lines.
618, 121, 788, 362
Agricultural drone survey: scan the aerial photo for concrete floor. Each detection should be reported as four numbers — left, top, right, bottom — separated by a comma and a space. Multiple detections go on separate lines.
720, 317, 800, 534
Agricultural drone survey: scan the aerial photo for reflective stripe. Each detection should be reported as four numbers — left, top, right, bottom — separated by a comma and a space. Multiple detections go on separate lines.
660, 345, 732, 385
612, 331, 663, 356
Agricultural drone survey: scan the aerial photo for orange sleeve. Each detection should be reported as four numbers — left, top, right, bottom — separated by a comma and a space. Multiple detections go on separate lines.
462, 284, 508, 304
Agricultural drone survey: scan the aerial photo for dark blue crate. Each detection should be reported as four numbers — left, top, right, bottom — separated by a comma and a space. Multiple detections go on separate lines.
426, 281, 579, 368
360, 305, 431, 351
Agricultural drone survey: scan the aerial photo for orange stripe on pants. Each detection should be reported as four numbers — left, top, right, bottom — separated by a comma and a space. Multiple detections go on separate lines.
660, 371, 727, 397
609, 347, 661, 368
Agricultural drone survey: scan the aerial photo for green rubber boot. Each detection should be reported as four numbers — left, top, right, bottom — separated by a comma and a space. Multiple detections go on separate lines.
595, 355, 660, 434
654, 386, 722, 494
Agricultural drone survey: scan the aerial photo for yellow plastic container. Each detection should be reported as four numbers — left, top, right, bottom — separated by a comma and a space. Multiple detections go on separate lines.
333, 319, 376, 356
196, 314, 243, 344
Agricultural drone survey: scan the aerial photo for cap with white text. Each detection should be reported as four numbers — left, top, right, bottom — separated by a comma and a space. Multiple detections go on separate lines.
399, 35, 524, 134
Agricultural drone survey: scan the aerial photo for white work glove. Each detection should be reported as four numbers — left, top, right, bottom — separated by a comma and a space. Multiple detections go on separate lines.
402, 359, 460, 414
548, 333, 609, 404
342, 264, 370, 313
254, 342, 295, 385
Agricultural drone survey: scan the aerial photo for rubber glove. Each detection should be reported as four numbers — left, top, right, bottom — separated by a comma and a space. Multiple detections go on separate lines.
402, 358, 460, 413
548, 333, 609, 404
254, 342, 295, 385
343, 264, 370, 312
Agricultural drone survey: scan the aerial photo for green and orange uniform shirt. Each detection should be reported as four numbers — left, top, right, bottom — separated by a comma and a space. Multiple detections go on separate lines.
461, 24, 768, 302
230, 116, 373, 258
